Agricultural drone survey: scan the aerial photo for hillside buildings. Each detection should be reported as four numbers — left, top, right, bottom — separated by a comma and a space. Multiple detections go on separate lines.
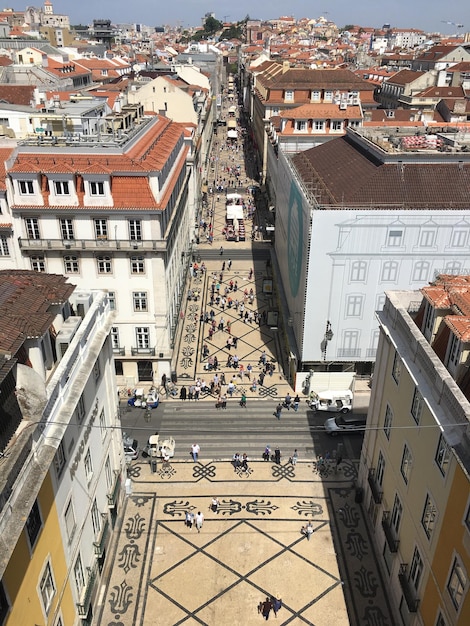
0, 271, 124, 625
359, 275, 470, 625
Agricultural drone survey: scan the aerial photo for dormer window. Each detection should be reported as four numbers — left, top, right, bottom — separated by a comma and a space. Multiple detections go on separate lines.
324, 90, 333, 102
284, 90, 294, 102
295, 120, 307, 132
311, 90, 321, 101
90, 181, 105, 196
54, 181, 70, 195
19, 180, 34, 195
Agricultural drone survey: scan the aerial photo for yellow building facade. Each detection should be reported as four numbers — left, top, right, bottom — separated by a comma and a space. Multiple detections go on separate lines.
360, 282, 470, 625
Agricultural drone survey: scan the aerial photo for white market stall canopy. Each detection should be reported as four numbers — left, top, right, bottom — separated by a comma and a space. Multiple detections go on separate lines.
226, 205, 244, 220
227, 119, 237, 128
227, 129, 238, 139
228, 105, 237, 113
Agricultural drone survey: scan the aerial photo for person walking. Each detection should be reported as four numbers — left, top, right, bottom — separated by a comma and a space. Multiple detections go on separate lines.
284, 393, 292, 410
185, 510, 193, 529
272, 594, 283, 618
274, 402, 282, 420
219, 246, 224, 255
228, 258, 232, 269
293, 394, 300, 412
291, 449, 298, 465
180, 385, 187, 401
261, 597, 272, 620
240, 392, 247, 408
195, 511, 204, 533
211, 497, 219, 513
274, 447, 281, 464
191, 443, 200, 462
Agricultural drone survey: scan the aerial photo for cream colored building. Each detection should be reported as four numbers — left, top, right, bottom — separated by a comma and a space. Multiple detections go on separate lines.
359, 275, 470, 625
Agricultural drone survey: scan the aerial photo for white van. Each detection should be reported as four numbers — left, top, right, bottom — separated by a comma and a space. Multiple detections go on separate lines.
309, 389, 353, 413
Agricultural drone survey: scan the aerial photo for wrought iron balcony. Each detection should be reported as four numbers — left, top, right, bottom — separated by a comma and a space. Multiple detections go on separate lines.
398, 563, 420, 613
112, 346, 125, 356
107, 470, 121, 509
18, 236, 166, 253
77, 561, 98, 617
382, 511, 400, 553
131, 346, 155, 356
368, 468, 383, 504
93, 514, 110, 557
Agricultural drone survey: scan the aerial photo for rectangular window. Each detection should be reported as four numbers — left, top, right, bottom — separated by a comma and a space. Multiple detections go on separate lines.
60, 218, 74, 240
91, 498, 101, 536
64, 499, 76, 542
136, 327, 150, 349
295, 120, 307, 131
346, 294, 363, 317
377, 294, 386, 311
376, 451, 385, 486
350, 261, 367, 282
19, 180, 34, 194
411, 388, 424, 425
311, 90, 321, 101
314, 120, 325, 131
388, 230, 403, 246
451, 230, 467, 247
63, 255, 79, 274
420, 229, 436, 247
90, 181, 105, 196
31, 255, 45, 272
0, 235, 10, 256
446, 334, 460, 370
409, 547, 424, 591
25, 217, 40, 239
435, 434, 451, 476
324, 90, 333, 101
97, 255, 112, 274
391, 493, 403, 534
105, 456, 112, 490
54, 441, 66, 478
133, 291, 148, 312
54, 181, 70, 195
73, 555, 84, 596
39, 561, 56, 615
384, 405, 393, 439
0, 580, 10, 624
421, 493, 437, 539
392, 352, 402, 384
94, 219, 107, 238
111, 327, 120, 349
130, 255, 145, 274
76, 395, 85, 423
401, 444, 412, 484
285, 90, 294, 101
108, 291, 116, 310
26, 500, 42, 548
99, 408, 106, 438
331, 120, 343, 131
447, 557, 467, 609
129, 219, 142, 241
93, 358, 100, 382
84, 449, 93, 482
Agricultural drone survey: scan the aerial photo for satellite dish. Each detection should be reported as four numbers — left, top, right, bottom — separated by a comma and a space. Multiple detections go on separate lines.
133, 63, 142, 73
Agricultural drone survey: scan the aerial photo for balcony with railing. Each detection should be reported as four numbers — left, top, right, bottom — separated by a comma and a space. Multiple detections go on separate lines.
93, 514, 110, 558
77, 560, 98, 617
382, 511, 400, 553
18, 237, 166, 253
107, 471, 121, 508
112, 346, 125, 356
368, 468, 383, 504
337, 348, 361, 358
131, 346, 155, 356
398, 563, 420, 613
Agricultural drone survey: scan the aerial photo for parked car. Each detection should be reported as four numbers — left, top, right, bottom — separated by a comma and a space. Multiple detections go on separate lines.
123, 435, 139, 461
309, 389, 353, 413
324, 414, 367, 436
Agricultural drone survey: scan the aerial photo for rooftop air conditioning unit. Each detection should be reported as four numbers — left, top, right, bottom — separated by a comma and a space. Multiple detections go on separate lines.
55, 316, 82, 359
340, 102, 347, 110
74, 291, 94, 317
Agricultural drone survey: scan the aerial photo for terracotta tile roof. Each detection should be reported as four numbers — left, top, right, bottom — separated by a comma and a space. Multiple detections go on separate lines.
292, 135, 470, 209
0, 148, 14, 190
417, 86, 465, 98
386, 70, 425, 86
0, 85, 35, 106
280, 103, 362, 120
0, 270, 75, 354
8, 117, 188, 211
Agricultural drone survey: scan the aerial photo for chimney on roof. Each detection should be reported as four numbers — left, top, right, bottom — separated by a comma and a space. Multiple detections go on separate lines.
282, 60, 290, 73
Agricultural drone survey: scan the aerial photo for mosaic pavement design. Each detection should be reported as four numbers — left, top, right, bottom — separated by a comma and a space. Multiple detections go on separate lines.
98, 461, 395, 626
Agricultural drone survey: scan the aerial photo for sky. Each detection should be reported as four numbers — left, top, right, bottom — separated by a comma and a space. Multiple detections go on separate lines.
56, 0, 470, 35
